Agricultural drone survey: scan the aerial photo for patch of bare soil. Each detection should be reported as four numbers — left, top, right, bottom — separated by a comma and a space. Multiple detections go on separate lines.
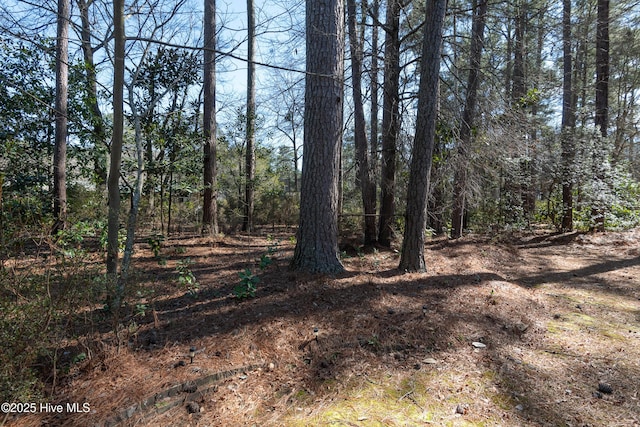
5, 228, 640, 427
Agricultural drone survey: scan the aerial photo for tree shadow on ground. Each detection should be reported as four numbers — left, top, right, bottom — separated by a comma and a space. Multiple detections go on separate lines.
38, 231, 640, 426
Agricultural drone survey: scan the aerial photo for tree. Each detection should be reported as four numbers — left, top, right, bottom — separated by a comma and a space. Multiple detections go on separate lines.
591, 0, 609, 232
243, 0, 256, 232
561, 0, 575, 232
202, 0, 218, 235
369, 0, 380, 213
347, 0, 376, 245
106, 0, 125, 310
291, 0, 345, 274
0, 38, 55, 223
511, 0, 526, 104
595, 0, 609, 138
451, 0, 488, 239
76, 0, 107, 192
378, 0, 402, 247
399, 0, 447, 272
52, 0, 70, 234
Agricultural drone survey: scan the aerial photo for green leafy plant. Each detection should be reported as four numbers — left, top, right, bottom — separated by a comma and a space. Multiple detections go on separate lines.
176, 258, 199, 295
135, 303, 148, 317
259, 253, 273, 270
147, 234, 165, 258
234, 268, 259, 299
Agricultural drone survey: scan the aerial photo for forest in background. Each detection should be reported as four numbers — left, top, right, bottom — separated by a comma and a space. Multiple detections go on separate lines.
2, 0, 639, 242
1, 0, 640, 414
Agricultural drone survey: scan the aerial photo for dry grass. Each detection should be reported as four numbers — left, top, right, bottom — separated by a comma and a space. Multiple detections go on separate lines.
4, 228, 640, 427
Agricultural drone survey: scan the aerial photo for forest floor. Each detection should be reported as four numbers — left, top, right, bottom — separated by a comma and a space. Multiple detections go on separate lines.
5, 227, 640, 427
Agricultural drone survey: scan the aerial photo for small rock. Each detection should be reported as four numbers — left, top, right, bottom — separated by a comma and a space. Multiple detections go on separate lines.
174, 360, 186, 368
267, 362, 276, 371
455, 404, 468, 415
186, 401, 200, 414
125, 404, 137, 418
597, 382, 613, 394
423, 357, 438, 364
471, 342, 486, 348
182, 382, 197, 393
592, 391, 603, 399
515, 404, 524, 411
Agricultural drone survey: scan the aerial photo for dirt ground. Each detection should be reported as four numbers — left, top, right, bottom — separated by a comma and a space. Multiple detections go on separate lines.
5, 227, 640, 427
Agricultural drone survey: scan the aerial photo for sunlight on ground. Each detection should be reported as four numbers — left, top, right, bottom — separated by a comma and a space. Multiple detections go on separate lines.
281, 368, 514, 426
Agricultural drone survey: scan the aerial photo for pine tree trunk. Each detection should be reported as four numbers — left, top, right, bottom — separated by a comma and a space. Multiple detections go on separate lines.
399, 0, 447, 272
106, 0, 125, 314
369, 0, 379, 207
347, 0, 376, 245
378, 0, 401, 247
451, 0, 487, 239
291, 0, 344, 274
243, 0, 256, 232
52, 0, 70, 235
202, 0, 218, 235
561, 0, 575, 232
592, 0, 609, 232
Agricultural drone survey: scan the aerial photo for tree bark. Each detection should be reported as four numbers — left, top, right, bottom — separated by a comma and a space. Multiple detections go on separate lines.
347, 0, 376, 245
561, 0, 575, 232
369, 0, 379, 230
591, 0, 609, 232
451, 0, 488, 239
77, 0, 107, 191
399, 0, 447, 272
202, 0, 218, 235
511, 0, 526, 104
595, 0, 609, 138
106, 0, 125, 308
291, 0, 344, 274
52, 0, 70, 235
242, 0, 256, 232
378, 0, 401, 247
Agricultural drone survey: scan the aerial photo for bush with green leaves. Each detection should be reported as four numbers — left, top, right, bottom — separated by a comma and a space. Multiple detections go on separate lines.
175, 258, 199, 296
0, 229, 103, 403
234, 268, 259, 299
0, 269, 49, 402
233, 239, 280, 299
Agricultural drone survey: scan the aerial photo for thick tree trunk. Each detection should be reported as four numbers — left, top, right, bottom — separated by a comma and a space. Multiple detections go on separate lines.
291, 0, 344, 274
202, 0, 218, 235
52, 0, 70, 235
243, 0, 256, 232
399, 0, 447, 272
378, 0, 401, 247
451, 0, 487, 239
347, 0, 376, 245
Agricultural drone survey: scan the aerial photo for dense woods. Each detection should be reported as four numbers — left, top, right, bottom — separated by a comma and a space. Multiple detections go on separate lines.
2, 0, 640, 259
1, 0, 640, 421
